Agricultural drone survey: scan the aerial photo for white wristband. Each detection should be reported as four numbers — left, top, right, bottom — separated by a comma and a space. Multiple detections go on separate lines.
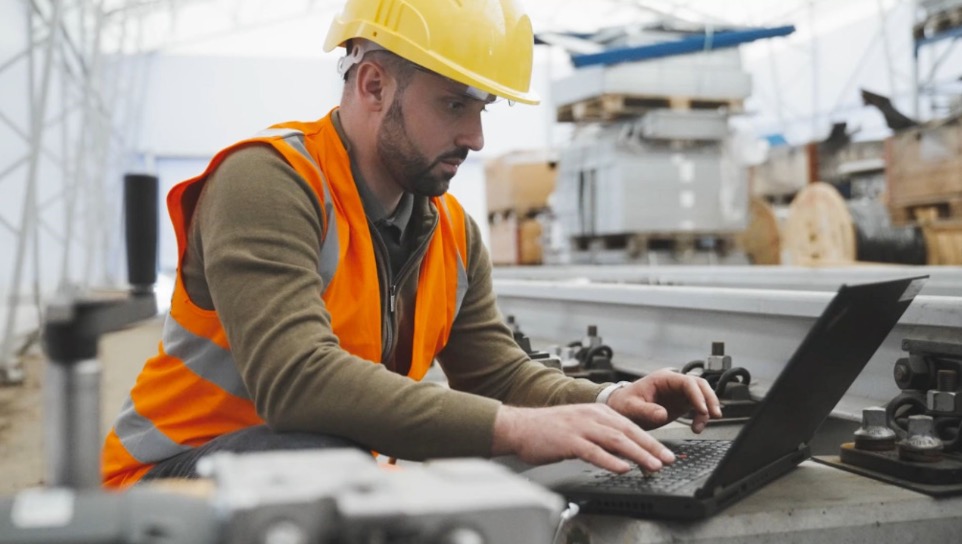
596, 381, 632, 405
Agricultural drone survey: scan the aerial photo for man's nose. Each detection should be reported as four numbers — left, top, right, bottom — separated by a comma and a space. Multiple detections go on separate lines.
455, 114, 484, 152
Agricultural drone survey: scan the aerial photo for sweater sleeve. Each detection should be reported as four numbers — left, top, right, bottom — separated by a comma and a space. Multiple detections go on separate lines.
188, 145, 503, 460
436, 213, 606, 405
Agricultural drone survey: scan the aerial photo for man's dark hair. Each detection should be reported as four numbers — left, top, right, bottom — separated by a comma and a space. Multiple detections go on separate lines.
344, 46, 418, 97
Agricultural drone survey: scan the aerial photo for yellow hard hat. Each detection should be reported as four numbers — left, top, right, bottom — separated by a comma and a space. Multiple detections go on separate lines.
324, 0, 540, 105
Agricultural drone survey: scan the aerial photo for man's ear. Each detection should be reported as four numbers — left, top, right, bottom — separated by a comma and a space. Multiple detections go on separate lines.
354, 61, 391, 111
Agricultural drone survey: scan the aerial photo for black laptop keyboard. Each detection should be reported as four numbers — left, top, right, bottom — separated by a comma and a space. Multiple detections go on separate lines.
586, 439, 731, 493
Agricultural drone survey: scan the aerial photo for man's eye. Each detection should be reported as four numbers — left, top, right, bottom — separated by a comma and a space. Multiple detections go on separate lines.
447, 100, 466, 112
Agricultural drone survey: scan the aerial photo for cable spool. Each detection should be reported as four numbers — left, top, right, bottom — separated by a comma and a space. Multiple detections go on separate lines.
783, 182, 927, 265
848, 198, 926, 264
737, 196, 782, 265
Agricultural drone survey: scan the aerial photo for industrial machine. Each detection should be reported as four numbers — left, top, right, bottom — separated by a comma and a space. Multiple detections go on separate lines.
553, 117, 748, 237
680, 342, 758, 423
543, 24, 786, 265
509, 316, 622, 384
0, 451, 567, 544
511, 313, 759, 424
819, 338, 962, 496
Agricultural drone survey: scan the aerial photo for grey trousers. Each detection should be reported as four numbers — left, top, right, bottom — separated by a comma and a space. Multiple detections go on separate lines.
140, 425, 368, 481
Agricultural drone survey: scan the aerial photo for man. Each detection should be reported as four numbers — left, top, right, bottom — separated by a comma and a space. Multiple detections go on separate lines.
102, 0, 721, 488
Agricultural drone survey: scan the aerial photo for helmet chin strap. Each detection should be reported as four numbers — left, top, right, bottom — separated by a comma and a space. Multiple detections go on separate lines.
337, 39, 385, 78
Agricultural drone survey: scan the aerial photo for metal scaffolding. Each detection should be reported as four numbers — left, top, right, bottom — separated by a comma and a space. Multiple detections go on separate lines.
0, 0, 348, 384
0, 0, 152, 383
0, 0, 355, 383
912, 0, 962, 118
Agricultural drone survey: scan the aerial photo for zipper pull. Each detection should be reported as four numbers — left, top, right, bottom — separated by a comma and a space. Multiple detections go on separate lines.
389, 285, 397, 314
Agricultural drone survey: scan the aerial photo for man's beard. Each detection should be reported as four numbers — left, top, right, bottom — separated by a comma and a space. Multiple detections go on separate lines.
376, 94, 468, 198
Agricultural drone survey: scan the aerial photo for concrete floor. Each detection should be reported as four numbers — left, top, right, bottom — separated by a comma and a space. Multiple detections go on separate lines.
0, 317, 162, 494
3, 314, 962, 542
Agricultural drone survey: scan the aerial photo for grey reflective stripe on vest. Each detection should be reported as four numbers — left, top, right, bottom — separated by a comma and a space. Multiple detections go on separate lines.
115, 397, 191, 463
454, 254, 468, 319
263, 130, 341, 292
318, 198, 339, 293
438, 198, 469, 320
254, 127, 303, 139
113, 313, 250, 463
162, 314, 250, 399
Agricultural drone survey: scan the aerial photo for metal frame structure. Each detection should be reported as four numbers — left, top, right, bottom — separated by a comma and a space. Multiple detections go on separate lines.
746, 0, 921, 141
0, 0, 152, 383
493, 275, 962, 417
912, 0, 962, 118
493, 264, 962, 296
0, 0, 352, 383
0, 0, 357, 383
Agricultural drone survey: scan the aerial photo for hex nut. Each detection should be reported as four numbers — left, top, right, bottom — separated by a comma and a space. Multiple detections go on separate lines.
897, 415, 943, 463
853, 407, 896, 451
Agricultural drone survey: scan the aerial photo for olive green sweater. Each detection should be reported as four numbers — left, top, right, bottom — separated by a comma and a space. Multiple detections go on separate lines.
181, 134, 604, 461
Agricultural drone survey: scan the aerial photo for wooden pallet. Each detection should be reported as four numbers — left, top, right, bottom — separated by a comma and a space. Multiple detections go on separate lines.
572, 232, 738, 257
885, 120, 962, 221
921, 218, 962, 265
889, 194, 962, 225
557, 93, 744, 123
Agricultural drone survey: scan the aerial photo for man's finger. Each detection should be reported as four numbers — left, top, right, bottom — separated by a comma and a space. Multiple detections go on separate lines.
627, 399, 668, 427
682, 374, 722, 420
577, 441, 633, 474
682, 376, 711, 416
696, 377, 723, 418
691, 411, 709, 433
613, 418, 676, 468
577, 421, 662, 473
585, 413, 674, 472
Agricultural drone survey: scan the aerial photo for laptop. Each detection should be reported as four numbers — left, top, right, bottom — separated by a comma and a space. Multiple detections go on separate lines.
525, 276, 928, 520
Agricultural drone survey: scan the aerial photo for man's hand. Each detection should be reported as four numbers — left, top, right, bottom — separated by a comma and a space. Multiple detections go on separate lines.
606, 369, 723, 433
491, 404, 676, 474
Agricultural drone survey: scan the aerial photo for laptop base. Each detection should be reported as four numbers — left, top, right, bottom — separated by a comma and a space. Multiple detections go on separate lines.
560, 446, 809, 521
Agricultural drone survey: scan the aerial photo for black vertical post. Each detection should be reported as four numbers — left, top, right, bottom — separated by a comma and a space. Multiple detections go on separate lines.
42, 173, 160, 488
123, 173, 158, 294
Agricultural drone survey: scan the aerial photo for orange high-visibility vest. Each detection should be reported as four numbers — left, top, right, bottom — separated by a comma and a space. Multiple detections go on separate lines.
102, 110, 469, 488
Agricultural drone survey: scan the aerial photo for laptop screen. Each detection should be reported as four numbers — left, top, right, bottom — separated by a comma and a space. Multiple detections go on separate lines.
702, 276, 926, 493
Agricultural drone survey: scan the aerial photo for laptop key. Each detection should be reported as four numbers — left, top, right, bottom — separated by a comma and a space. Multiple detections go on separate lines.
587, 440, 731, 493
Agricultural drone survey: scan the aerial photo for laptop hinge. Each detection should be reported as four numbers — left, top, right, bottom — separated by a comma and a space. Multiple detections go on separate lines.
698, 445, 810, 500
